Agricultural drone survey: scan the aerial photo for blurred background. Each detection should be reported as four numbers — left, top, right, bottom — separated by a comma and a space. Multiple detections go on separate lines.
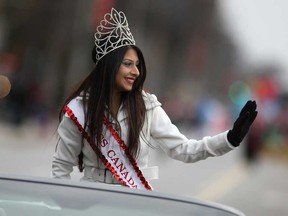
0, 0, 288, 215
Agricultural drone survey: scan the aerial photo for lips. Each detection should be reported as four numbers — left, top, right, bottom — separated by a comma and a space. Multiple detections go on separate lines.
125, 77, 136, 85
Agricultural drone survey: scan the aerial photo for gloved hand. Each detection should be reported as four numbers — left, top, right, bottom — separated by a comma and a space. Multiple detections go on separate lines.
227, 100, 258, 147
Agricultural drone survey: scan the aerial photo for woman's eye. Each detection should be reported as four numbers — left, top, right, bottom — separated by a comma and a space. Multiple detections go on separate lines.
123, 61, 132, 67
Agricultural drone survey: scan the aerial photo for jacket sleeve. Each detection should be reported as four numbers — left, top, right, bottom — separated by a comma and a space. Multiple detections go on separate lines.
150, 105, 235, 163
52, 115, 82, 179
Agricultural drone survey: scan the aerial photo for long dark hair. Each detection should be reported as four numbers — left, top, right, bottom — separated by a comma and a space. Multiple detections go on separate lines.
59, 45, 147, 171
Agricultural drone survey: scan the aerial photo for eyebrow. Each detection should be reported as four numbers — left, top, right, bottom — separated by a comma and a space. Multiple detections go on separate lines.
123, 58, 139, 63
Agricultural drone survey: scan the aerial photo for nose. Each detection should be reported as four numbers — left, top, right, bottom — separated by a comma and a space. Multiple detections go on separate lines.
131, 65, 140, 77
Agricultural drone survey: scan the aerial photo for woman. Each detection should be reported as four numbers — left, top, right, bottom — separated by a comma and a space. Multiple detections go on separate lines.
52, 8, 257, 190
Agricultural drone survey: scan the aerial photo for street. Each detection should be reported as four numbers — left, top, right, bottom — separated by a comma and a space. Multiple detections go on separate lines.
150, 149, 288, 216
0, 122, 288, 216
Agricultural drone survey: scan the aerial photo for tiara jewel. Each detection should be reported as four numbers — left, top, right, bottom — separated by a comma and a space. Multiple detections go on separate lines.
94, 8, 136, 61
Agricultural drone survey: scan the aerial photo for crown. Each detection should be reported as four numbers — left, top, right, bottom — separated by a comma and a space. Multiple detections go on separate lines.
94, 8, 136, 62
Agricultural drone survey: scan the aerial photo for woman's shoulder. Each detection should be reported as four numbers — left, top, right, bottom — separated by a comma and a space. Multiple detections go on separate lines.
142, 90, 162, 110
66, 92, 87, 109
66, 96, 84, 109
64, 96, 85, 125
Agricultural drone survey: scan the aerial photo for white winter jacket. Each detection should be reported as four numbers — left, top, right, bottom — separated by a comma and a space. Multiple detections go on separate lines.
52, 91, 235, 183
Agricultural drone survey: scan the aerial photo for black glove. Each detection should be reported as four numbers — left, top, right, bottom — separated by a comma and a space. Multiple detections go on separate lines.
227, 100, 258, 147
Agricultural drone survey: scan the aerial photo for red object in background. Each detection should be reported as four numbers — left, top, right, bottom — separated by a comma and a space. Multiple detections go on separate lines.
254, 75, 279, 102
91, 0, 116, 28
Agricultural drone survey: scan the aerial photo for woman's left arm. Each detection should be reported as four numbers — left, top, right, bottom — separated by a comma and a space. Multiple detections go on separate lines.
150, 106, 234, 163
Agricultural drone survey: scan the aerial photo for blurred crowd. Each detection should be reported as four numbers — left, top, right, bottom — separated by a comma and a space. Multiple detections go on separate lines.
161, 65, 288, 163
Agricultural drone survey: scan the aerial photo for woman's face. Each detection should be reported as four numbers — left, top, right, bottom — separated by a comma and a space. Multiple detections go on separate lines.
115, 48, 140, 92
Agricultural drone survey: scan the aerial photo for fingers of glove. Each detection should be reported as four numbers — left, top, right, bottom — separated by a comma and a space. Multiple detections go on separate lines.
239, 100, 257, 117
239, 101, 250, 116
236, 111, 257, 139
235, 114, 251, 141
242, 114, 252, 133
249, 110, 258, 125
249, 101, 257, 113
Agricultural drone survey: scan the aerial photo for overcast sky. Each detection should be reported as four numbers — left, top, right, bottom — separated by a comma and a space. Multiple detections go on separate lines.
217, 0, 288, 86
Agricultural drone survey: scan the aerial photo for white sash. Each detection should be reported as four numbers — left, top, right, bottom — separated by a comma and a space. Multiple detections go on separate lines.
65, 99, 152, 190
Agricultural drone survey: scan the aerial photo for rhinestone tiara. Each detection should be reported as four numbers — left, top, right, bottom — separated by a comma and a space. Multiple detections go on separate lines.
94, 8, 136, 62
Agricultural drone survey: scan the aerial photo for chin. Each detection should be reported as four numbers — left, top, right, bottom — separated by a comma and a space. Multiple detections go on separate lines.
123, 86, 133, 92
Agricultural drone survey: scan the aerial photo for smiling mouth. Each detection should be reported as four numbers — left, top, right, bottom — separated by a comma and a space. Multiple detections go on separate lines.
125, 77, 136, 85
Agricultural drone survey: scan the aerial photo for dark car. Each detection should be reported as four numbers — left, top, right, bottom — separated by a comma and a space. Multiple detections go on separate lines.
0, 174, 245, 216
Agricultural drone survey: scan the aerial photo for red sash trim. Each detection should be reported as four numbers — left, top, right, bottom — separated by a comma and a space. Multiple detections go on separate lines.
103, 116, 152, 190
64, 106, 152, 190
